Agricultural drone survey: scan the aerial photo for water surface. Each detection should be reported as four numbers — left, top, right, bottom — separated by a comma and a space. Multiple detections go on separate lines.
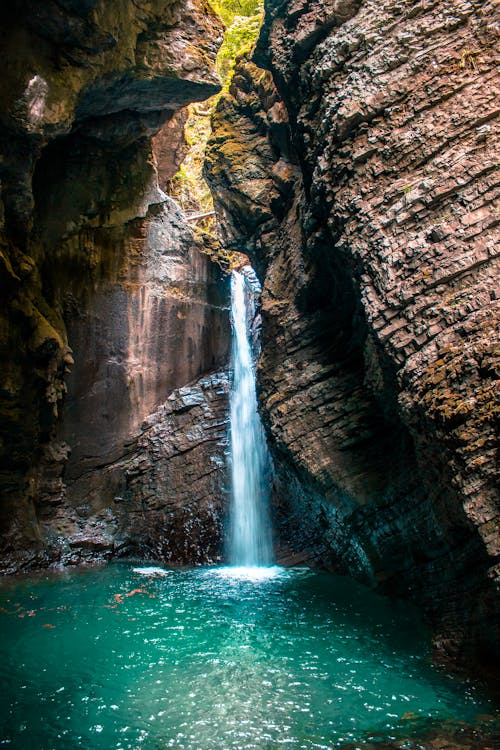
0, 563, 494, 749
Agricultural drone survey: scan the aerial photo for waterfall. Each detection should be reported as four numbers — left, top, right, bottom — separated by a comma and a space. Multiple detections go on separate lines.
229, 268, 273, 567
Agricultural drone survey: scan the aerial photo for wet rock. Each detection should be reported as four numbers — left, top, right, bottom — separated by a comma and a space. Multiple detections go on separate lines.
152, 109, 189, 187
59, 198, 230, 484
338, 717, 500, 750
0, 196, 231, 572
206, 0, 499, 671
29, 370, 230, 569
0, 0, 228, 571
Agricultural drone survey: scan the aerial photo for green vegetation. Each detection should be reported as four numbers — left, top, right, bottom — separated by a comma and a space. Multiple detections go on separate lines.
210, 0, 263, 86
166, 108, 214, 214
208, 0, 262, 27
166, 0, 263, 221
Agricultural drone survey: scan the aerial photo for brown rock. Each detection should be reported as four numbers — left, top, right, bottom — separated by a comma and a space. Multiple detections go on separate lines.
206, 0, 499, 672
0, 0, 228, 571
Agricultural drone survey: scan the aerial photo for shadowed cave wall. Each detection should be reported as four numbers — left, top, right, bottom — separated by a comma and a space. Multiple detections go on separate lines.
0, 0, 498, 676
204, 0, 499, 670
0, 0, 231, 572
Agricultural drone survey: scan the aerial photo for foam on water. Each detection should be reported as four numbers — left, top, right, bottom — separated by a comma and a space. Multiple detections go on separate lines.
132, 566, 171, 577
209, 565, 284, 581
0, 563, 494, 750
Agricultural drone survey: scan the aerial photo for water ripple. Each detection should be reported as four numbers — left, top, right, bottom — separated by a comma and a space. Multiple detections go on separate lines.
0, 563, 494, 749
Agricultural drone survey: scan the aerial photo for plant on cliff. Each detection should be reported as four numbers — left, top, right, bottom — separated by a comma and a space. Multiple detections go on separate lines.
167, 114, 214, 214
211, 0, 263, 86
167, 0, 263, 220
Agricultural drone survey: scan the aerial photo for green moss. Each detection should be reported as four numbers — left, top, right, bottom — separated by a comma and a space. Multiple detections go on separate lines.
167, 0, 263, 217
207, 0, 262, 29
216, 12, 263, 86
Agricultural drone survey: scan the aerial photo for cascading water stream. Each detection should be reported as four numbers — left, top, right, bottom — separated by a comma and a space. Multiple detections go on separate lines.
229, 268, 273, 567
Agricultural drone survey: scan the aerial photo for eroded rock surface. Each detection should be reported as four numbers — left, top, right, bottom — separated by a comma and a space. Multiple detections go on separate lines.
206, 0, 499, 669
0, 0, 230, 571
5, 370, 229, 573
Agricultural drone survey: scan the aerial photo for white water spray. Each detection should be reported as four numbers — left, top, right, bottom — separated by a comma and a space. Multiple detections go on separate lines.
229, 269, 273, 567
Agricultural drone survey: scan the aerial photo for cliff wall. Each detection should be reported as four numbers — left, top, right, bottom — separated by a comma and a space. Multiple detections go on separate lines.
0, 0, 230, 571
205, 0, 499, 668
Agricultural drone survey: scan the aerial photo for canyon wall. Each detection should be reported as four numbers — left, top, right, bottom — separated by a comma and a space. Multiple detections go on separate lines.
0, 0, 230, 572
206, 0, 499, 668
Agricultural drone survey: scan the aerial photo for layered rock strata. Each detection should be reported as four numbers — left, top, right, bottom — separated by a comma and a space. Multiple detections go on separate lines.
0, 0, 231, 571
206, 0, 499, 669
20, 370, 230, 573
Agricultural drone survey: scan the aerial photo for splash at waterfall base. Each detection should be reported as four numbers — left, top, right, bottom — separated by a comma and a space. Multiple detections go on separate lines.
0, 562, 496, 750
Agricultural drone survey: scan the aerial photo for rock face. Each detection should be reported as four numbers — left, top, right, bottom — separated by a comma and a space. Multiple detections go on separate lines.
0, 0, 231, 571
25, 370, 229, 572
206, 0, 499, 669
60, 199, 229, 494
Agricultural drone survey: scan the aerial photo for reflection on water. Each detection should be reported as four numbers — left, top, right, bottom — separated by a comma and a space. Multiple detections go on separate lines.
0, 563, 494, 749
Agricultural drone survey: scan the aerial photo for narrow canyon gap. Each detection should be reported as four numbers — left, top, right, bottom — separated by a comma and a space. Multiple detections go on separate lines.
0, 0, 498, 736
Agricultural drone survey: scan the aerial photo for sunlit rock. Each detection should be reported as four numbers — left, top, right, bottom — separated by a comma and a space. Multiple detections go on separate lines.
205, 0, 499, 671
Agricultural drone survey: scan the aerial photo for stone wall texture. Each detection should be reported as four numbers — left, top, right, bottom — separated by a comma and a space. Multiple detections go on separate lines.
0, 0, 230, 572
205, 0, 499, 670
27, 370, 229, 572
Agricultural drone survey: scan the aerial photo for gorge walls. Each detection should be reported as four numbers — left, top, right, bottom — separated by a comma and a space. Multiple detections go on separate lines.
205, 0, 499, 668
0, 0, 230, 572
0, 0, 498, 676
